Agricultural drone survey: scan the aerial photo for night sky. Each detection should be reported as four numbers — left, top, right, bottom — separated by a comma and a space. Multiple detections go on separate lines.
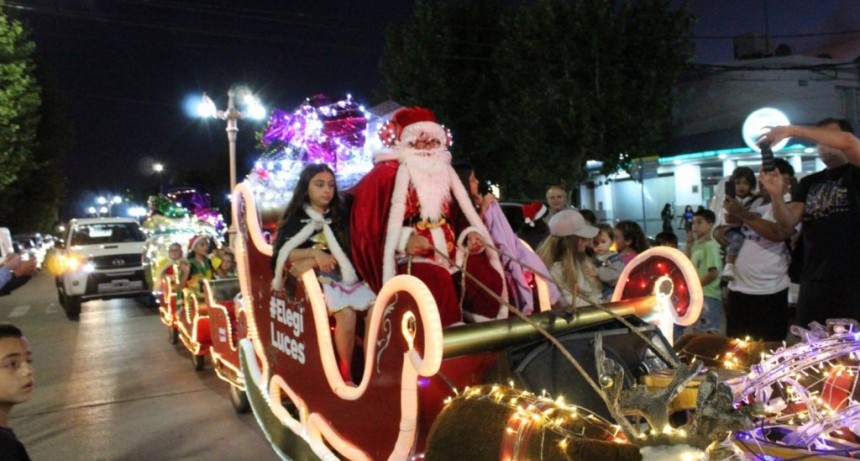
6, 0, 860, 218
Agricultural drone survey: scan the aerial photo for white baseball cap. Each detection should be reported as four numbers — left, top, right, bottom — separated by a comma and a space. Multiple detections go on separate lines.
548, 209, 599, 239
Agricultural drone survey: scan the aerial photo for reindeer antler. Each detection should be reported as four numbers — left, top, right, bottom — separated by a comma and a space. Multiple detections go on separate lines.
595, 334, 641, 442
621, 362, 702, 435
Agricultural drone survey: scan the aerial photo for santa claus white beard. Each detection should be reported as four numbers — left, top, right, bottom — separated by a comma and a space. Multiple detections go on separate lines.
402, 148, 451, 221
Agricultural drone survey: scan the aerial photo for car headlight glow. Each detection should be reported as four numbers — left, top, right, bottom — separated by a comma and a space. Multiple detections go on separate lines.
61, 255, 84, 272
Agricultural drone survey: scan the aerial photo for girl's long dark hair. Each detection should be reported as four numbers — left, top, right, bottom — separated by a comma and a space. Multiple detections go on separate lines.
614, 220, 649, 253
277, 163, 342, 232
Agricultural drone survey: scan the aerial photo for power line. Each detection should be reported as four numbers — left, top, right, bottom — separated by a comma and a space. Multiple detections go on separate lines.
104, 0, 389, 33
5, 2, 382, 54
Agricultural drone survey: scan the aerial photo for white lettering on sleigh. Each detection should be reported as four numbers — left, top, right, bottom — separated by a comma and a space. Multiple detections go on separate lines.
269, 296, 306, 364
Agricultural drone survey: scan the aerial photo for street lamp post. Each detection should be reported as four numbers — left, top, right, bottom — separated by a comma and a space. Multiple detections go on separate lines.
111, 195, 122, 217
94, 195, 122, 217
197, 87, 266, 193
197, 87, 266, 242
153, 162, 164, 194
96, 196, 107, 217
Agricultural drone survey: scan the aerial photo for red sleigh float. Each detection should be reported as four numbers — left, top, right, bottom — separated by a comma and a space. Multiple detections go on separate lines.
158, 262, 252, 412
227, 181, 704, 460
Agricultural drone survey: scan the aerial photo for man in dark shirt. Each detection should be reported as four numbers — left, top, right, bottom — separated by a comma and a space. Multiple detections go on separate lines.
759, 118, 860, 327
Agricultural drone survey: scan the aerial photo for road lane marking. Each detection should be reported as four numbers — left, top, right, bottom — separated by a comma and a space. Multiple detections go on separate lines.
46, 303, 58, 314
9, 305, 30, 318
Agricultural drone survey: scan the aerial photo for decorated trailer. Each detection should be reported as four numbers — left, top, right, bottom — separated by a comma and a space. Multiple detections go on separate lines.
228, 178, 715, 461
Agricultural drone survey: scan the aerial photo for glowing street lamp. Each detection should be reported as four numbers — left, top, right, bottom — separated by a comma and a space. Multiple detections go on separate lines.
153, 162, 164, 194
196, 86, 267, 193
94, 195, 122, 217
128, 205, 147, 222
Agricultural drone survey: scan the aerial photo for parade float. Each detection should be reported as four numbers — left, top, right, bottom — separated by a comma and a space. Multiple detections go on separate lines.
142, 190, 225, 350
221, 96, 725, 460
195, 94, 377, 414
155, 95, 860, 460
142, 189, 225, 296
676, 321, 860, 460
203, 276, 249, 412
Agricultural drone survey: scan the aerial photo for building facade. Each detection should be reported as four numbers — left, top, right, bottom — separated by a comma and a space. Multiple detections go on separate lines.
578, 53, 860, 236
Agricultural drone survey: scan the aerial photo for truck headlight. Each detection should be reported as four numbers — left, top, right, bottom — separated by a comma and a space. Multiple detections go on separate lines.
60, 254, 85, 272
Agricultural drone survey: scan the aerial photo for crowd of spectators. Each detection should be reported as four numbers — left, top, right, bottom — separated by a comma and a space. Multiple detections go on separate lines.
508, 117, 860, 343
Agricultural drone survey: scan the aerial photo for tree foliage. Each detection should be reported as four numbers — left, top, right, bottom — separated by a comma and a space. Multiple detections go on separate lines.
0, 3, 72, 233
0, 57, 73, 232
381, 0, 693, 198
0, 0, 40, 193
381, 0, 506, 182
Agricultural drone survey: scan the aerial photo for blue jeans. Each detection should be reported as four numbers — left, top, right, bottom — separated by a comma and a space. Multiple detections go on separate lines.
725, 228, 745, 257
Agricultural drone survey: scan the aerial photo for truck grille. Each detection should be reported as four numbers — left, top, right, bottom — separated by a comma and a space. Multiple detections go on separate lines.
89, 254, 142, 270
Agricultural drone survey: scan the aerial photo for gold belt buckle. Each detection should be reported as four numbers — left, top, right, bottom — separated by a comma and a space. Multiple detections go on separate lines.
416, 217, 446, 231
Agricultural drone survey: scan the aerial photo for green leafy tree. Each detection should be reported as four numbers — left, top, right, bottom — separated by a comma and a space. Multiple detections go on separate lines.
0, 0, 40, 193
0, 58, 73, 232
381, 0, 506, 177
381, 0, 693, 199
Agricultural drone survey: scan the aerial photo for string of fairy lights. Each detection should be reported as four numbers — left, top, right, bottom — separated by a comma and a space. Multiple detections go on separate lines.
245, 94, 375, 219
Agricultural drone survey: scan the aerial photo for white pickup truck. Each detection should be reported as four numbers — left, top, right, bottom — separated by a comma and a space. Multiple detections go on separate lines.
55, 218, 154, 318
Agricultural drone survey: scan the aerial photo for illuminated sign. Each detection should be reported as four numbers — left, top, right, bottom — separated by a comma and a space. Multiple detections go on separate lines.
742, 108, 790, 152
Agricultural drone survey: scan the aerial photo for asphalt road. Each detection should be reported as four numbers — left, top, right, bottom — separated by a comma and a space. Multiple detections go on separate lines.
0, 272, 280, 461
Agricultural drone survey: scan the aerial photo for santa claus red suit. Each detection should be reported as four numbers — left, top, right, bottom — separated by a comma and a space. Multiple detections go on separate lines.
349, 107, 506, 326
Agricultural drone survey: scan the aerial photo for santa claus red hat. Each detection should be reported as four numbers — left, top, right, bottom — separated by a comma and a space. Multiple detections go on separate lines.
187, 235, 208, 252
521, 201, 547, 227
378, 106, 452, 148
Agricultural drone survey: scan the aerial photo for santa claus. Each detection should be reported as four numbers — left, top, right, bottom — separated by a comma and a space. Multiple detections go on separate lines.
349, 107, 506, 326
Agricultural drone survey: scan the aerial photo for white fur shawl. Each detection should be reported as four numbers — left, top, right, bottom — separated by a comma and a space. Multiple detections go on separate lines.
272, 206, 357, 290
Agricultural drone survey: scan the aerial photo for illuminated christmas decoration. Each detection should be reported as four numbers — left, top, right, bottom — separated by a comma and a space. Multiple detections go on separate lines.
246, 94, 374, 217
682, 320, 860, 459
142, 190, 224, 300
426, 384, 640, 460
167, 188, 226, 232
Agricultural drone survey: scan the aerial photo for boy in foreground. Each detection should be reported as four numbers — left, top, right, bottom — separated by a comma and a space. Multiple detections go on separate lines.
0, 323, 34, 461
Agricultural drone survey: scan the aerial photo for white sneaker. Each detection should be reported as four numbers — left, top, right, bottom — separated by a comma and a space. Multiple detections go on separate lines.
722, 263, 735, 282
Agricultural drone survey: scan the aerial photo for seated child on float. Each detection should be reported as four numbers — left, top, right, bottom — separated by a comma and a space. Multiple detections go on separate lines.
214, 248, 237, 279
155, 241, 184, 281
177, 236, 215, 305
271, 164, 375, 384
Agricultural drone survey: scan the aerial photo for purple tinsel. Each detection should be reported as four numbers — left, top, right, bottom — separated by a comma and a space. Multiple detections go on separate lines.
261, 94, 367, 167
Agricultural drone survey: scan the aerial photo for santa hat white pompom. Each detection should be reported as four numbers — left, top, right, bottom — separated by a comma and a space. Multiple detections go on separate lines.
521, 201, 547, 227
379, 106, 453, 149
187, 235, 208, 252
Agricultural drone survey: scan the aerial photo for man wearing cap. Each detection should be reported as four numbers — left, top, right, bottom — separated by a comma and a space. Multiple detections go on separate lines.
349, 107, 506, 326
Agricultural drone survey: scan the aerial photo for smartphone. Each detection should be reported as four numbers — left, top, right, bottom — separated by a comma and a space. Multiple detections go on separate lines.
760, 140, 776, 172
724, 180, 736, 198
